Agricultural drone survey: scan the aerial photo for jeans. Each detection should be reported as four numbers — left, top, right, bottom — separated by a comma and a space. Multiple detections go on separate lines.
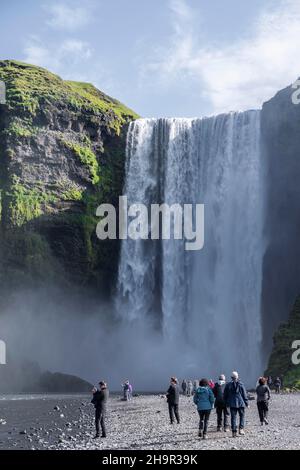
230, 407, 245, 432
257, 401, 269, 423
198, 410, 211, 435
168, 403, 180, 423
95, 408, 106, 436
216, 405, 230, 428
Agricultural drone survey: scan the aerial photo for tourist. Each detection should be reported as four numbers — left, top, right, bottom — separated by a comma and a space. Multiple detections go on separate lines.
128, 382, 133, 400
267, 376, 273, 389
91, 381, 109, 439
166, 377, 180, 424
256, 377, 271, 426
187, 380, 193, 397
193, 380, 199, 395
274, 377, 282, 394
181, 379, 187, 395
122, 380, 131, 400
193, 378, 215, 439
213, 374, 230, 432
208, 379, 215, 389
224, 371, 248, 438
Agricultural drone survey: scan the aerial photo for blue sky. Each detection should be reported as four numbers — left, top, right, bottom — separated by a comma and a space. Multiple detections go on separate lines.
1, 0, 299, 117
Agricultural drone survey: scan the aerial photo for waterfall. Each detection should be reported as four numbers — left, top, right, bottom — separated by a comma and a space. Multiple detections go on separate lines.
116, 111, 264, 384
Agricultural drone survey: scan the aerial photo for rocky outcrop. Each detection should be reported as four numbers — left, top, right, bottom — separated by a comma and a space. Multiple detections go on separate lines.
0, 60, 139, 296
0, 359, 93, 392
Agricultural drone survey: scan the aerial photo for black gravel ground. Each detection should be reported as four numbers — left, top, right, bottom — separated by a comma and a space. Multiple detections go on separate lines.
0, 393, 299, 450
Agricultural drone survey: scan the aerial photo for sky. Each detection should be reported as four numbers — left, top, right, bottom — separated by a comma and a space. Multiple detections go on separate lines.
0, 0, 300, 117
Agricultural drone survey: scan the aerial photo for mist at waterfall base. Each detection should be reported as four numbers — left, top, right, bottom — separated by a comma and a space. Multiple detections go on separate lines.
0, 111, 266, 392
0, 287, 219, 391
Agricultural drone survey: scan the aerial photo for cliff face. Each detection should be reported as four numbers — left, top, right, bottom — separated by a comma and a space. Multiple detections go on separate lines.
0, 60, 138, 296
261, 82, 300, 350
261, 81, 300, 386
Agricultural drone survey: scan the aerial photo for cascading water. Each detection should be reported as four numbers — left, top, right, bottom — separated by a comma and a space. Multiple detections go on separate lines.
117, 111, 264, 385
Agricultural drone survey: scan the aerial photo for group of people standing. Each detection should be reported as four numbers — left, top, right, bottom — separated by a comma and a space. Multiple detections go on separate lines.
90, 371, 277, 440
167, 371, 272, 439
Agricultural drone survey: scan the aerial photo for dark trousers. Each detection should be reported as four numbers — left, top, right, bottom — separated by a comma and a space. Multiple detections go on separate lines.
198, 410, 211, 435
230, 407, 245, 432
168, 403, 180, 423
216, 405, 230, 428
257, 401, 269, 423
95, 408, 106, 436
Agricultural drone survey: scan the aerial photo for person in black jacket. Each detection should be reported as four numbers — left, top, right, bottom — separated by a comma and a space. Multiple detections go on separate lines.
166, 377, 180, 424
91, 381, 109, 438
213, 375, 230, 432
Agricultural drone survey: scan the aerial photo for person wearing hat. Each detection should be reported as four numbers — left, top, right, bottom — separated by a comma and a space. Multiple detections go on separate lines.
223, 371, 248, 438
91, 381, 109, 438
213, 374, 230, 432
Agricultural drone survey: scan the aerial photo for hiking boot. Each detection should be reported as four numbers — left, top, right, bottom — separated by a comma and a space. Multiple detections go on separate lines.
232, 431, 237, 438
261, 422, 264, 426
217, 426, 222, 432
101, 435, 107, 438
93, 434, 100, 439
239, 429, 245, 436
203, 434, 208, 440
198, 430, 202, 438
264, 418, 269, 425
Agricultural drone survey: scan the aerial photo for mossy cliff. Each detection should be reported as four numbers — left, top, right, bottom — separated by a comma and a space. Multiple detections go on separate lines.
265, 296, 300, 389
0, 60, 139, 295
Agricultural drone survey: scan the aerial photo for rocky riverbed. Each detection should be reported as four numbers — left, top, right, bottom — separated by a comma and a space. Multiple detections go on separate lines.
0, 393, 300, 450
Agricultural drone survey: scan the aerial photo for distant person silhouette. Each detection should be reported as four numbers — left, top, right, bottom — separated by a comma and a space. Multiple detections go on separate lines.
274, 377, 282, 394
122, 380, 131, 401
187, 380, 193, 397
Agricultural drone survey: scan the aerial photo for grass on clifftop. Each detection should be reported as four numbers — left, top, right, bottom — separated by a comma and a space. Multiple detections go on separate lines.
0, 60, 139, 132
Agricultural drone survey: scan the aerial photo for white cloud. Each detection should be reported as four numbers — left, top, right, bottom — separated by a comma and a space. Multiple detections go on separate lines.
46, 3, 91, 31
140, 0, 300, 114
23, 37, 93, 77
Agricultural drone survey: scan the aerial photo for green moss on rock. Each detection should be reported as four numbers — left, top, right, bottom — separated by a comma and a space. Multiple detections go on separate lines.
265, 296, 300, 389
63, 141, 100, 185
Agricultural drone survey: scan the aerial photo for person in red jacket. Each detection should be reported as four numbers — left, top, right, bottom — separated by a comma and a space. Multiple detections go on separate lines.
208, 379, 215, 389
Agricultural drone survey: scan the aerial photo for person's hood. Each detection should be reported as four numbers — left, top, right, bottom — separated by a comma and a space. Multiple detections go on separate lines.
218, 380, 226, 386
197, 386, 209, 394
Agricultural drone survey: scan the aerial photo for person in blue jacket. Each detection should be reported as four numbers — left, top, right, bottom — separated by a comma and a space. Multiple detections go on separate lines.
193, 378, 215, 439
223, 371, 249, 438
